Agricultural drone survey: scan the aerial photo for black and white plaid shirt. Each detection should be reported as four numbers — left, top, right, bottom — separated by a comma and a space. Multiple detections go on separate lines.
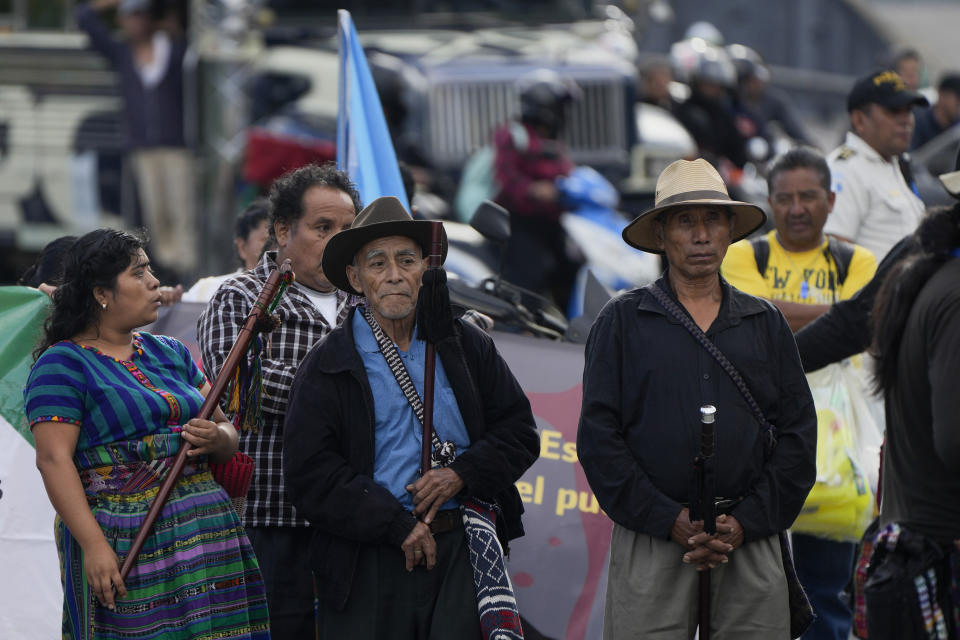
198, 251, 359, 527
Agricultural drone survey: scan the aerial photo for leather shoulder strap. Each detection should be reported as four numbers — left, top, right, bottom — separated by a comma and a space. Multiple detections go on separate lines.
360, 307, 457, 469
646, 284, 776, 453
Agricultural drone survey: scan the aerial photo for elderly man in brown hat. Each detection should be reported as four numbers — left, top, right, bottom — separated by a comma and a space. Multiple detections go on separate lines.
577, 158, 817, 639
282, 196, 539, 639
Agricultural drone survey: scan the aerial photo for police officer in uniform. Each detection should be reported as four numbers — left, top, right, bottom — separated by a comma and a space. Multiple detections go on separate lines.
824, 70, 928, 260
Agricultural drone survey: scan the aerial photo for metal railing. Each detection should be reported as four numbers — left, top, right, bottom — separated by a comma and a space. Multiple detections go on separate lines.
423, 66, 632, 170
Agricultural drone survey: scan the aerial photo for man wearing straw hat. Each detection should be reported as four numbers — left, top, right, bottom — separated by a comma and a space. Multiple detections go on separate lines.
578, 158, 817, 638
282, 196, 538, 639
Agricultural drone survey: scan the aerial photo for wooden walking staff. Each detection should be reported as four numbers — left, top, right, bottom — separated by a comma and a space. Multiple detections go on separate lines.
119, 259, 294, 582
691, 405, 717, 640
420, 221, 445, 475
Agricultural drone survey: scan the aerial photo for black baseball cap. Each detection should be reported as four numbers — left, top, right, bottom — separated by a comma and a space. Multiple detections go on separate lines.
847, 69, 929, 112
938, 73, 960, 96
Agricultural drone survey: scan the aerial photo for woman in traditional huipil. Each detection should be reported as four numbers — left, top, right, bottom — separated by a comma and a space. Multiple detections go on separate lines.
24, 229, 270, 639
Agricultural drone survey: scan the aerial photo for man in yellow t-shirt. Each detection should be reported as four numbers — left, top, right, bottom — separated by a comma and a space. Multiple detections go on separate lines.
723, 148, 876, 331
722, 147, 876, 640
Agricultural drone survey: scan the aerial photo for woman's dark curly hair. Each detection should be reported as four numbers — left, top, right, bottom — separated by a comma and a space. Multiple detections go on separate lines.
34, 229, 145, 361
872, 202, 960, 393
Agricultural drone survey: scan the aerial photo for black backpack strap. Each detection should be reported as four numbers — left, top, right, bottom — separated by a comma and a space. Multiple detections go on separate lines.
825, 236, 855, 287
750, 235, 771, 278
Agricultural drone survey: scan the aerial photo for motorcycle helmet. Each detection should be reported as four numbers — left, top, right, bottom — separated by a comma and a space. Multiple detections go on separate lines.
670, 38, 735, 89
517, 69, 582, 138
727, 43, 771, 84
694, 46, 736, 88
683, 21, 724, 46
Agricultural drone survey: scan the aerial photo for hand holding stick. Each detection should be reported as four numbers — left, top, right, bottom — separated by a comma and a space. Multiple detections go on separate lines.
119, 260, 293, 582
695, 404, 716, 640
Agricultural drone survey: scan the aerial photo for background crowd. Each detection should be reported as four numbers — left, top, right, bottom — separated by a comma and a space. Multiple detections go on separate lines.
5, 1, 960, 639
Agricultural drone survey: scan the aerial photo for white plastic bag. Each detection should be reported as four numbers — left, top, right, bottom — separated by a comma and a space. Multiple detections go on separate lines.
792, 357, 883, 541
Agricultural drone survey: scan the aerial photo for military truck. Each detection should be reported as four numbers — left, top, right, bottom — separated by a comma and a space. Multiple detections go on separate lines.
0, 0, 693, 282
247, 1, 693, 210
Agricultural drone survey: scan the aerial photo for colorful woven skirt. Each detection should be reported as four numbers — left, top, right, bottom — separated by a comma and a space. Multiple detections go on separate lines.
58, 435, 270, 639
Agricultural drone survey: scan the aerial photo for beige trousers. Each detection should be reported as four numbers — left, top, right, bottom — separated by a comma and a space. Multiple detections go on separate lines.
604, 524, 791, 640
131, 147, 197, 274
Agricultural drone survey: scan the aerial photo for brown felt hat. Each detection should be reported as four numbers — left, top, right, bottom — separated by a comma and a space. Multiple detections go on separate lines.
322, 196, 448, 295
622, 158, 766, 254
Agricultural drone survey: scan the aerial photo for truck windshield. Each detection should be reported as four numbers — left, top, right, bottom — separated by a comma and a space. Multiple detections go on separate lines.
265, 0, 594, 27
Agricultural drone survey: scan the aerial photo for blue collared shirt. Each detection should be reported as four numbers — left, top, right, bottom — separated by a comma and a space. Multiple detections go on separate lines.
353, 309, 471, 511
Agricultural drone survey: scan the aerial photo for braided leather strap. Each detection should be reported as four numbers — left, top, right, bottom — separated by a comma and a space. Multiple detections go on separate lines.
361, 307, 457, 468
647, 284, 776, 454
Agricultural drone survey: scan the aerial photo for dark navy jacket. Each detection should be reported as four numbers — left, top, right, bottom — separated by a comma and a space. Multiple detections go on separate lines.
577, 275, 817, 543
880, 258, 960, 545
796, 236, 912, 372
283, 308, 539, 610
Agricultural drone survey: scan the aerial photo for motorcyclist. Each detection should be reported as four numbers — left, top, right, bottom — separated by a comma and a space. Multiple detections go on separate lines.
727, 43, 811, 152
492, 69, 583, 312
670, 39, 748, 170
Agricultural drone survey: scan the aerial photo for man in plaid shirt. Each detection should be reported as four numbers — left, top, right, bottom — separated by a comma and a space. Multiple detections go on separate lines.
198, 163, 362, 639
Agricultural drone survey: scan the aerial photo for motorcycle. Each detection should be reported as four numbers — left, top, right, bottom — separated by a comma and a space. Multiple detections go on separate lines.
445, 201, 571, 341
443, 167, 660, 339
556, 166, 660, 319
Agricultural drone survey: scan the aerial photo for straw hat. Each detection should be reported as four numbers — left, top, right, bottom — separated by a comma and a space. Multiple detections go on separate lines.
939, 145, 960, 200
622, 158, 766, 254
322, 196, 447, 295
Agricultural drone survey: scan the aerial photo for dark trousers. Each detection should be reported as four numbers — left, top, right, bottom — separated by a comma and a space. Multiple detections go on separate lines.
503, 215, 581, 313
245, 526, 316, 640
793, 533, 857, 640
318, 527, 481, 640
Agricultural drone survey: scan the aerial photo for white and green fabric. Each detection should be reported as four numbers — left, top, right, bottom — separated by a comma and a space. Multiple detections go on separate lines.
0, 287, 60, 638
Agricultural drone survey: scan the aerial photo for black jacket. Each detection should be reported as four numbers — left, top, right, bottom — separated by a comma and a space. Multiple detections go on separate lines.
283, 308, 539, 610
673, 91, 748, 168
795, 235, 912, 371
880, 258, 960, 545
577, 276, 817, 542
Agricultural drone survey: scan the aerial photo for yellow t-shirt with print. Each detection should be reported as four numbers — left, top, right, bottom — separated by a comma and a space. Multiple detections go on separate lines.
721, 230, 877, 303
724, 230, 879, 542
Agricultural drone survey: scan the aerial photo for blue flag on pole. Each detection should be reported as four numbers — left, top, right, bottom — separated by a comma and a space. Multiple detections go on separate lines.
337, 9, 410, 211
